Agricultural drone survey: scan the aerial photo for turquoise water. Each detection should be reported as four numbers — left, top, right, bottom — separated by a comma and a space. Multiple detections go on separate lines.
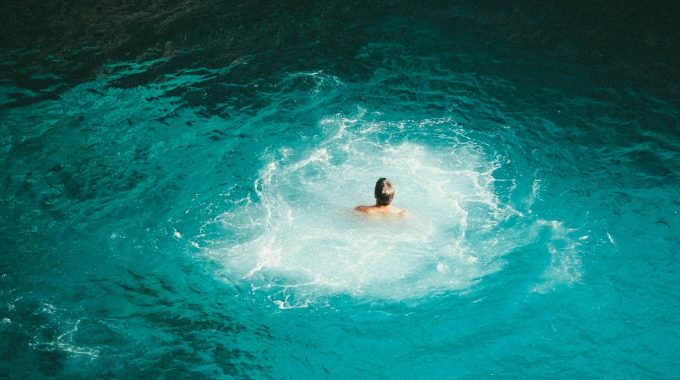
2, 2, 680, 378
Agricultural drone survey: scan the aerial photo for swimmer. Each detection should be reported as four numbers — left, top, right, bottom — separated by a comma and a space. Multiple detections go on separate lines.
355, 178, 406, 216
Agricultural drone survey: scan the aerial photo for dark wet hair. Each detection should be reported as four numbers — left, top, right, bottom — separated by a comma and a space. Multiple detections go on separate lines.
374, 178, 395, 206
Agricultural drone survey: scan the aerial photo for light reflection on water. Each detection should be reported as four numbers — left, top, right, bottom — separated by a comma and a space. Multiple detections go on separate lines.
0, 23, 678, 379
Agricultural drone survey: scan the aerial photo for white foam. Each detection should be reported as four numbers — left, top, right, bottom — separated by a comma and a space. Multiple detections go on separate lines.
209, 113, 579, 305
531, 220, 583, 294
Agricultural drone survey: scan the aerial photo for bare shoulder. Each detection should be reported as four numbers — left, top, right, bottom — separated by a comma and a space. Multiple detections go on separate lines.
354, 205, 370, 213
354, 205, 407, 217
393, 208, 407, 217
354, 205, 384, 215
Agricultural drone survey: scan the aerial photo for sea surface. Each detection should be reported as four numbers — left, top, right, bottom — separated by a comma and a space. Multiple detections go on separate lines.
1, 1, 679, 378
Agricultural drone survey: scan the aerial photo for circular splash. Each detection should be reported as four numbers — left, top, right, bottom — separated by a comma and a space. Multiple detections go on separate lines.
209, 112, 577, 306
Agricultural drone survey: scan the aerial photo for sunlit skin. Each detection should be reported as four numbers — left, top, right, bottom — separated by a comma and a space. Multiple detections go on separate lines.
355, 178, 406, 217
354, 204, 406, 215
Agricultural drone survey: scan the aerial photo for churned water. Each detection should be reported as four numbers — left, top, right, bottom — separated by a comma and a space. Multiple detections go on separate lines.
1, 1, 679, 378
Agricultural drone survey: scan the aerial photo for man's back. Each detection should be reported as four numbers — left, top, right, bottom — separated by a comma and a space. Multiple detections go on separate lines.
354, 205, 406, 216
355, 178, 406, 217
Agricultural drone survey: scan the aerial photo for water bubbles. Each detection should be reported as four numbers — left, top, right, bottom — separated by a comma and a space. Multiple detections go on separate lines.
208, 112, 581, 306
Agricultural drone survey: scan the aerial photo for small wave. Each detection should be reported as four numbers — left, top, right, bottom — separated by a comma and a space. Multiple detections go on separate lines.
208, 110, 582, 306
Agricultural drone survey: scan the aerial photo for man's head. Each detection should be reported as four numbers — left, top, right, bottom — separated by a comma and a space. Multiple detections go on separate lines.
374, 178, 395, 206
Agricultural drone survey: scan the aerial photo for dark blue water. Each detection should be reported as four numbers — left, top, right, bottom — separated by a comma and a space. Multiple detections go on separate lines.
1, 2, 679, 378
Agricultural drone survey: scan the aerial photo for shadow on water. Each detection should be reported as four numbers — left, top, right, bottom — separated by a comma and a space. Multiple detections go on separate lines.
1, 1, 679, 378
1, 0, 679, 111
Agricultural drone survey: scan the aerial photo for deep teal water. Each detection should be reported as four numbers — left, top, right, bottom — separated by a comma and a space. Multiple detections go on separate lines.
1, 2, 680, 378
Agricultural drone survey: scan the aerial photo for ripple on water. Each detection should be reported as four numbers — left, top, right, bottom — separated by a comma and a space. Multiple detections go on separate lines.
208, 111, 582, 307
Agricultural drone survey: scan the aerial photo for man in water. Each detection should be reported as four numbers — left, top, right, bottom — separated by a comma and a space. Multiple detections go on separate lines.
355, 178, 406, 216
